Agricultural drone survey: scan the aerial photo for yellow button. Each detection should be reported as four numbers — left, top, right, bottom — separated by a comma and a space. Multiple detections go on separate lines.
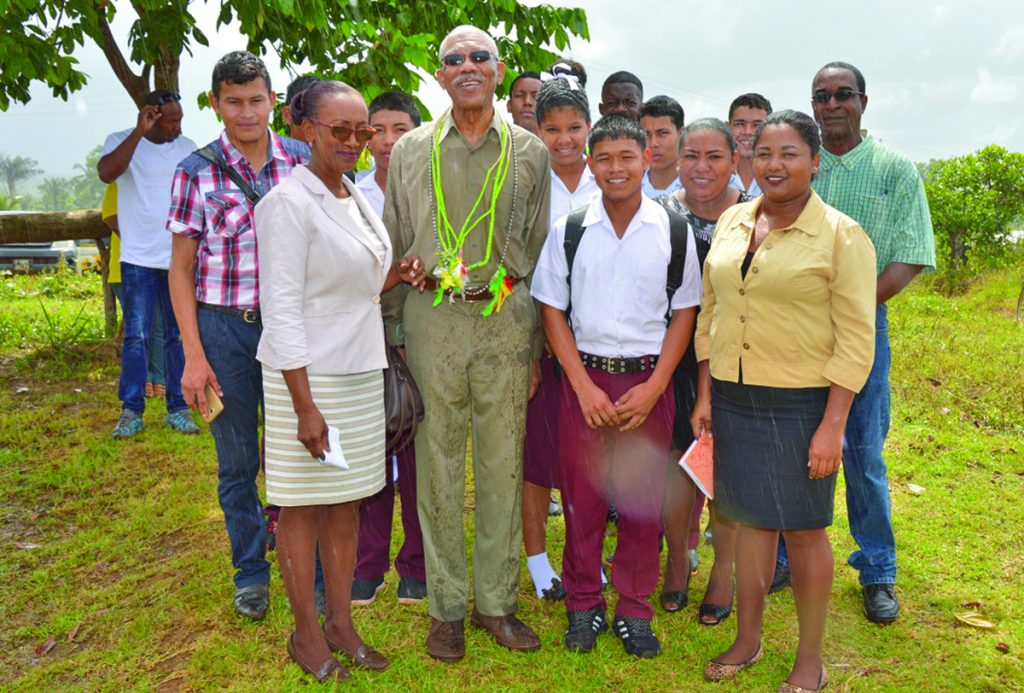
743, 343, 750, 350
739, 316, 746, 323
752, 266, 759, 274
372, 295, 381, 304
739, 288, 745, 296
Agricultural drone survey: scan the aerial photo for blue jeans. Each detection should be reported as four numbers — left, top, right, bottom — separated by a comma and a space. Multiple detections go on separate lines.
118, 263, 185, 414
198, 305, 270, 588
843, 304, 895, 585
776, 305, 895, 585
112, 282, 165, 385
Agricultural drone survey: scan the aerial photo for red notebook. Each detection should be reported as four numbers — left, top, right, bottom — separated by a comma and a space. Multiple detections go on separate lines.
678, 430, 714, 499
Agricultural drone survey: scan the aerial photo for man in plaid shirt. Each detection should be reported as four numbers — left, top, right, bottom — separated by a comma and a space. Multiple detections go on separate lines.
167, 51, 309, 621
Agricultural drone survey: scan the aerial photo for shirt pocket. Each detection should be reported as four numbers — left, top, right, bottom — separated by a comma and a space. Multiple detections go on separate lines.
204, 190, 253, 239
853, 192, 889, 235
633, 258, 670, 316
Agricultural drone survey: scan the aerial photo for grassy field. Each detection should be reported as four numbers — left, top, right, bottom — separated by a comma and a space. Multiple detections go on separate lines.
1, 266, 1022, 691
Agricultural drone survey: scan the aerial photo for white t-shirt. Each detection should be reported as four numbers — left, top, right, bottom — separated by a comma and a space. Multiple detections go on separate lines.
531, 195, 702, 358
550, 164, 600, 226
101, 129, 197, 269
641, 170, 683, 199
354, 169, 386, 219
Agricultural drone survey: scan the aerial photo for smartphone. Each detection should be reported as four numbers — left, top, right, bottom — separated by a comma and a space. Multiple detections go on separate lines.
203, 384, 224, 423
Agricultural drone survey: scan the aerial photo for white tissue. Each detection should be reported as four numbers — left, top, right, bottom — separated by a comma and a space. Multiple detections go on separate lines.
318, 426, 349, 469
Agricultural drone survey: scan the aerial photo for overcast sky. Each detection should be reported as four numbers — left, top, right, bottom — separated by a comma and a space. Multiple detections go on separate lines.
1, 0, 1021, 183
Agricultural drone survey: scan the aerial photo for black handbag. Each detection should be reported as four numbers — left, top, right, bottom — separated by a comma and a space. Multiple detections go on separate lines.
383, 343, 424, 455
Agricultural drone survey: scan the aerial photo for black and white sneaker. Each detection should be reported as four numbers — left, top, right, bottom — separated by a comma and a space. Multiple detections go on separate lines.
611, 615, 661, 658
564, 607, 607, 652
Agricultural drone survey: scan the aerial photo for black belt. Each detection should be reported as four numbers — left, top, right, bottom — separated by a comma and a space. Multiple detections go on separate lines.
198, 302, 261, 324
579, 352, 658, 375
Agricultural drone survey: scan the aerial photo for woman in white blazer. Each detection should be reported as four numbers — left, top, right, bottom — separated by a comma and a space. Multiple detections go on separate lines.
255, 80, 424, 684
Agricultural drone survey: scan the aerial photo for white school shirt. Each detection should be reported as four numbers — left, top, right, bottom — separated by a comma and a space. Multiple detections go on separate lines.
354, 169, 386, 219
550, 164, 600, 226
729, 172, 762, 197
101, 129, 197, 269
641, 170, 683, 199
531, 195, 702, 358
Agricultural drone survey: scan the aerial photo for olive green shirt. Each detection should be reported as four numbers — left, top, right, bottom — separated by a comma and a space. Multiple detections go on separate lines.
382, 108, 551, 344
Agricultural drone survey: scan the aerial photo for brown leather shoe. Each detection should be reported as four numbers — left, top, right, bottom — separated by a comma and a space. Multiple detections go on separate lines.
470, 607, 542, 652
426, 617, 465, 662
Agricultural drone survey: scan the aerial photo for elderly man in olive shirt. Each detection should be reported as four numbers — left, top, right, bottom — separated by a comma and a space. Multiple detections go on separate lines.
382, 25, 551, 662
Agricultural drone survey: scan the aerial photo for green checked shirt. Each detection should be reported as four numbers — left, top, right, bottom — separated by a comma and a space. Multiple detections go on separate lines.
813, 135, 936, 276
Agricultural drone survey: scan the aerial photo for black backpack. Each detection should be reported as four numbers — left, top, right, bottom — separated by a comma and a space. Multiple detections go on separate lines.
562, 205, 689, 322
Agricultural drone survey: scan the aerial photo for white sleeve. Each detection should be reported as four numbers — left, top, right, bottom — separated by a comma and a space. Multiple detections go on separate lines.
255, 189, 313, 370
100, 130, 128, 156
670, 224, 702, 310
529, 215, 571, 310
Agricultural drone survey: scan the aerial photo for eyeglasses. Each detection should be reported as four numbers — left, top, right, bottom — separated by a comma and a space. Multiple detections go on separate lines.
441, 51, 494, 67
310, 119, 377, 143
156, 92, 181, 106
812, 88, 863, 105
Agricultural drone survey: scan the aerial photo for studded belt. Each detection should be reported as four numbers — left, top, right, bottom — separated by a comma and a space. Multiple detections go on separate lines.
579, 352, 658, 375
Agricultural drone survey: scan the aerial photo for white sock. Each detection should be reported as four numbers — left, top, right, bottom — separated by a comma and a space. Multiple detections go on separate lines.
526, 552, 560, 598
601, 566, 608, 585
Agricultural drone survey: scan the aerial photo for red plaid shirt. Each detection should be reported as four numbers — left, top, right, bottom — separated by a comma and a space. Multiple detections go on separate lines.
166, 130, 309, 309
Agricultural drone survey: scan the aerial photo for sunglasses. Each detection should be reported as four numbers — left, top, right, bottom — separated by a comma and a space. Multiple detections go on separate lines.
156, 92, 181, 106
441, 50, 494, 67
812, 88, 863, 104
311, 119, 377, 143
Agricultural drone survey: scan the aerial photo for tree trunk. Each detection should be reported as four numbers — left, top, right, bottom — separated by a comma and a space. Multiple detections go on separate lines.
96, 236, 118, 338
950, 230, 967, 269
0, 210, 105, 244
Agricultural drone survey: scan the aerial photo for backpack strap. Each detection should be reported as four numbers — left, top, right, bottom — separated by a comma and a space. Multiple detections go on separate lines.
561, 206, 590, 321
194, 144, 263, 206
664, 207, 690, 319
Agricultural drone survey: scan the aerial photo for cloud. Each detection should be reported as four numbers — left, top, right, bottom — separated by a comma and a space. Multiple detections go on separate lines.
989, 25, 1024, 61
969, 69, 1018, 104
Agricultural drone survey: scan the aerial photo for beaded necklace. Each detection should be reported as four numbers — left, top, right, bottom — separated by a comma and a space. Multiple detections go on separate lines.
429, 109, 519, 315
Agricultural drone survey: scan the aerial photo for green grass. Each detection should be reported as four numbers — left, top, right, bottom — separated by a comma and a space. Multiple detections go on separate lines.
0, 269, 1022, 691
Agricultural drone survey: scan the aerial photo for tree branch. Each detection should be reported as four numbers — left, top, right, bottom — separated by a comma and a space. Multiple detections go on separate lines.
95, 9, 148, 107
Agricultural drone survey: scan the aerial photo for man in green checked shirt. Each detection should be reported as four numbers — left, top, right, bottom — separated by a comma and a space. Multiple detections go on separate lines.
771, 61, 935, 626
381, 25, 550, 662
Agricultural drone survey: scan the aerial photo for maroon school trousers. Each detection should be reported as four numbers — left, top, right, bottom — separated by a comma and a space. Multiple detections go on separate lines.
524, 351, 561, 489
560, 365, 674, 620
354, 444, 426, 582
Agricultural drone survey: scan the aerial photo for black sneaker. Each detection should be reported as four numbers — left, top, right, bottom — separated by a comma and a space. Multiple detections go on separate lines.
397, 576, 427, 605
351, 576, 385, 606
541, 577, 566, 601
768, 559, 791, 594
863, 584, 900, 624
564, 607, 607, 652
234, 584, 269, 621
611, 615, 660, 658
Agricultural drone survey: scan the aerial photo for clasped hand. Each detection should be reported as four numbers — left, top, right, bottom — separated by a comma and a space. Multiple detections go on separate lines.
578, 379, 663, 431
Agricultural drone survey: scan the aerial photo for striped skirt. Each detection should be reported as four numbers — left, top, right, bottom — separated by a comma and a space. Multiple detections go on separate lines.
263, 367, 387, 507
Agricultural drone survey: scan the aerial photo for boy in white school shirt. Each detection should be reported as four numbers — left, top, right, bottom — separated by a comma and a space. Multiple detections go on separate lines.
530, 115, 700, 658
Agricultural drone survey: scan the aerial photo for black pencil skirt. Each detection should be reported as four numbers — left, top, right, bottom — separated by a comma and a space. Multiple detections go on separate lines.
711, 378, 836, 530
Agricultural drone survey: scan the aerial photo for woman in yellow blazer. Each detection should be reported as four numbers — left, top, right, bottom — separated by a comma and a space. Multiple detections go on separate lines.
690, 110, 876, 693
255, 80, 423, 683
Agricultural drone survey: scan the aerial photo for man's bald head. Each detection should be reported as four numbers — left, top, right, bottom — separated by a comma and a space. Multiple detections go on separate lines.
439, 25, 499, 61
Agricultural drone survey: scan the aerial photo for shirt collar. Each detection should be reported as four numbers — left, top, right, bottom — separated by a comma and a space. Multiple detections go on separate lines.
218, 129, 288, 168
292, 163, 357, 199
736, 189, 828, 237
437, 107, 505, 144
553, 161, 595, 195
820, 133, 875, 172
586, 194, 667, 239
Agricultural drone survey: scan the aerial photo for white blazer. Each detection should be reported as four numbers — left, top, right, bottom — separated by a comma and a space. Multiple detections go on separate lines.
255, 165, 393, 375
